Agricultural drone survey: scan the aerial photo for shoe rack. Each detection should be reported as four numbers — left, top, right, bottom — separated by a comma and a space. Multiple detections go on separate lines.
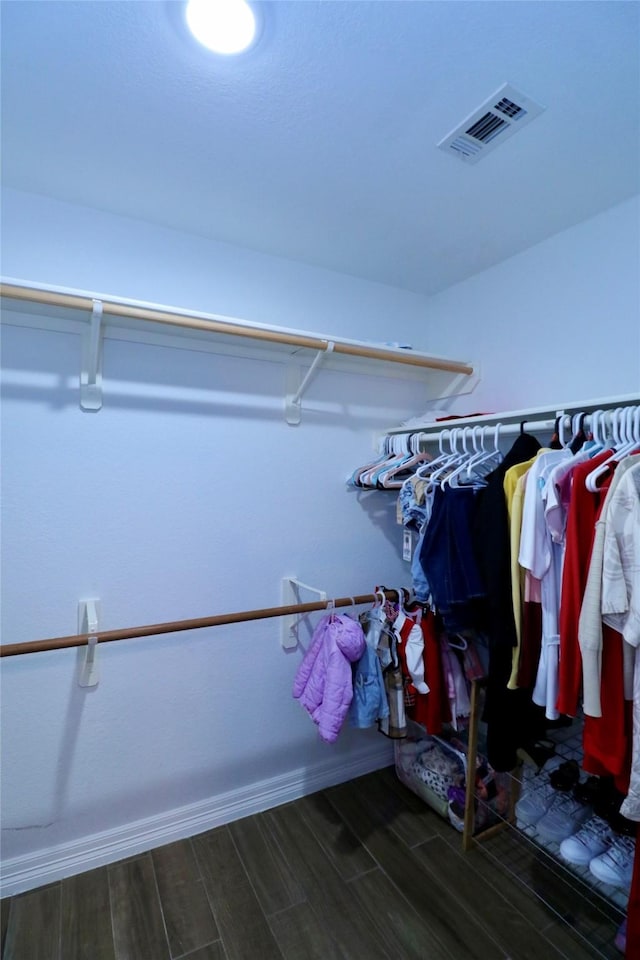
462, 680, 628, 959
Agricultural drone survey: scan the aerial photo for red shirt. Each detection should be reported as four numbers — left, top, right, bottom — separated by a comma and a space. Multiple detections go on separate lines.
556, 450, 612, 716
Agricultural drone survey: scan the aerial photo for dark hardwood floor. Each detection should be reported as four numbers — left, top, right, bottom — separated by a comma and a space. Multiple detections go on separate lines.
0, 767, 623, 960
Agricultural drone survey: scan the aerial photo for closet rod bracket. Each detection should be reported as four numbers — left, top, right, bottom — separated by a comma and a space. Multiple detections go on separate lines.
285, 342, 335, 425
80, 299, 104, 411
78, 598, 101, 687
281, 577, 327, 648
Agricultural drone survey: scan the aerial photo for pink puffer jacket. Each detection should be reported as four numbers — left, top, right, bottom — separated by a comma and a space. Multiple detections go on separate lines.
293, 614, 366, 743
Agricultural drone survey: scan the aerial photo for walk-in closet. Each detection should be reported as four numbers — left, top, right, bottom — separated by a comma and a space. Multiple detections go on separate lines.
1, 2, 639, 958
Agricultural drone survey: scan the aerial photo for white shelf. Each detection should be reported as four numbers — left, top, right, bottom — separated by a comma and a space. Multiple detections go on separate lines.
1, 278, 477, 422
387, 394, 640, 437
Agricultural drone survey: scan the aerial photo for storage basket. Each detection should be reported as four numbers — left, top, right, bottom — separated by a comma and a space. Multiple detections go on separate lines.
394, 720, 510, 835
394, 721, 466, 819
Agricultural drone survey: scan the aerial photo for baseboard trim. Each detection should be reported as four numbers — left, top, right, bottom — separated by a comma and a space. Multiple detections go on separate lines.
1, 742, 393, 897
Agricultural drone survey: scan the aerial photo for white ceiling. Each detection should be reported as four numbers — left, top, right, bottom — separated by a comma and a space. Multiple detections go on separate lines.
2, 1, 639, 296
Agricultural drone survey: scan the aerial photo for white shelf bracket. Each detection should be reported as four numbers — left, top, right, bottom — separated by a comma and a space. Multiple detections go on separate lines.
80, 299, 104, 411
285, 341, 335, 425
281, 576, 327, 649
432, 363, 482, 404
78, 598, 101, 687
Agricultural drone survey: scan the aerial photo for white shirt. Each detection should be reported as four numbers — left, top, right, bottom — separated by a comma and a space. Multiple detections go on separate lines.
519, 449, 572, 719
602, 463, 640, 649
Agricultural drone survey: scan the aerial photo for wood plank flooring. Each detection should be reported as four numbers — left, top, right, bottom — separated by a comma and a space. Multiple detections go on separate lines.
0, 767, 624, 960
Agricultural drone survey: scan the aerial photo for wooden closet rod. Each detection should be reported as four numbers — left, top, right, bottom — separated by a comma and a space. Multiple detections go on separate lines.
0, 591, 400, 658
0, 282, 473, 375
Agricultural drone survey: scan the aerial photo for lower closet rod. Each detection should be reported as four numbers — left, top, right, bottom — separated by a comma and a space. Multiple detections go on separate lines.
0, 591, 398, 658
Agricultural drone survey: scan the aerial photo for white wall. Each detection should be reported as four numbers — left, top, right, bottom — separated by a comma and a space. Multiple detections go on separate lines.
2, 188, 638, 894
422, 195, 640, 412
1, 190, 442, 893
1, 188, 446, 347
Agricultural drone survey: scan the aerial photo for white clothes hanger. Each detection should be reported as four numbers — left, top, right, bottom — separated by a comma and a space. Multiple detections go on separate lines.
464, 422, 503, 480
588, 409, 606, 452
379, 433, 432, 489
448, 633, 468, 651
425, 428, 470, 489
373, 588, 386, 608
359, 435, 405, 488
585, 406, 639, 491
349, 435, 392, 487
441, 427, 473, 489
443, 427, 490, 489
415, 428, 455, 479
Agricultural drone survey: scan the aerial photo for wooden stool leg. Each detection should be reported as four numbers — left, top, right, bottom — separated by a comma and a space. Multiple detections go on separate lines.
462, 679, 481, 851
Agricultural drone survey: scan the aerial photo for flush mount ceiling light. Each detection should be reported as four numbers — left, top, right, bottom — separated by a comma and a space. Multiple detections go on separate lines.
185, 0, 258, 55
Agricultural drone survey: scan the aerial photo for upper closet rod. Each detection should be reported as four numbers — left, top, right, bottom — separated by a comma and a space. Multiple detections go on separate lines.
0, 591, 399, 658
389, 394, 640, 436
0, 282, 473, 375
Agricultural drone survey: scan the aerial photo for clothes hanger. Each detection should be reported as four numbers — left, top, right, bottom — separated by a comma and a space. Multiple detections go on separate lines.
443, 427, 481, 489
448, 633, 468, 651
349, 435, 392, 488
395, 586, 412, 615
359, 435, 397, 487
415, 428, 454, 480
325, 598, 338, 622
425, 428, 469, 489
585, 407, 637, 491
379, 433, 432, 489
341, 597, 357, 619
445, 424, 498, 489
587, 409, 606, 453
464, 422, 503, 480
360, 435, 406, 488
370, 434, 414, 488
568, 412, 587, 454
461, 425, 491, 477
614, 406, 639, 457
373, 587, 386, 608
362, 436, 400, 487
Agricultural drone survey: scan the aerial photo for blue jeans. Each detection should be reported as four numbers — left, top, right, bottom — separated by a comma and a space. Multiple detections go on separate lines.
418, 486, 485, 628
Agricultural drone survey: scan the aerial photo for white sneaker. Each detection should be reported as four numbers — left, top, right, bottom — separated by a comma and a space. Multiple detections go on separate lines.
559, 816, 614, 866
589, 834, 636, 888
515, 778, 556, 827
536, 792, 592, 842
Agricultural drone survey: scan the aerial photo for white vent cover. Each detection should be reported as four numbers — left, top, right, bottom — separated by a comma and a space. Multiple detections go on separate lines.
437, 83, 546, 164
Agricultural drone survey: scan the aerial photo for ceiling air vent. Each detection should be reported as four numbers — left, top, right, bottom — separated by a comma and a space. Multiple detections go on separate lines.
437, 83, 546, 165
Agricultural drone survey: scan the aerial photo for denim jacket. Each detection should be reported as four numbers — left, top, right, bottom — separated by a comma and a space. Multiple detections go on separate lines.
348, 609, 390, 729
348, 643, 389, 728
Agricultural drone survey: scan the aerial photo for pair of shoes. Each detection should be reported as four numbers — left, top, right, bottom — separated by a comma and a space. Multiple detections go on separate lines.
560, 818, 635, 887
589, 834, 636, 888
574, 774, 622, 825
516, 738, 556, 773
536, 791, 592, 842
515, 756, 564, 827
560, 815, 615, 865
549, 759, 581, 791
515, 759, 592, 841
545, 715, 573, 729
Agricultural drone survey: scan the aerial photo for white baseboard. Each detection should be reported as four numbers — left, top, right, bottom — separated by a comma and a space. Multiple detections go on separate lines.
0, 742, 393, 897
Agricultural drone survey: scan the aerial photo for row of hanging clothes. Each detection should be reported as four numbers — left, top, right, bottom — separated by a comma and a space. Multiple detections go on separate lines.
292, 588, 488, 744
344, 403, 640, 955
348, 404, 640, 781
